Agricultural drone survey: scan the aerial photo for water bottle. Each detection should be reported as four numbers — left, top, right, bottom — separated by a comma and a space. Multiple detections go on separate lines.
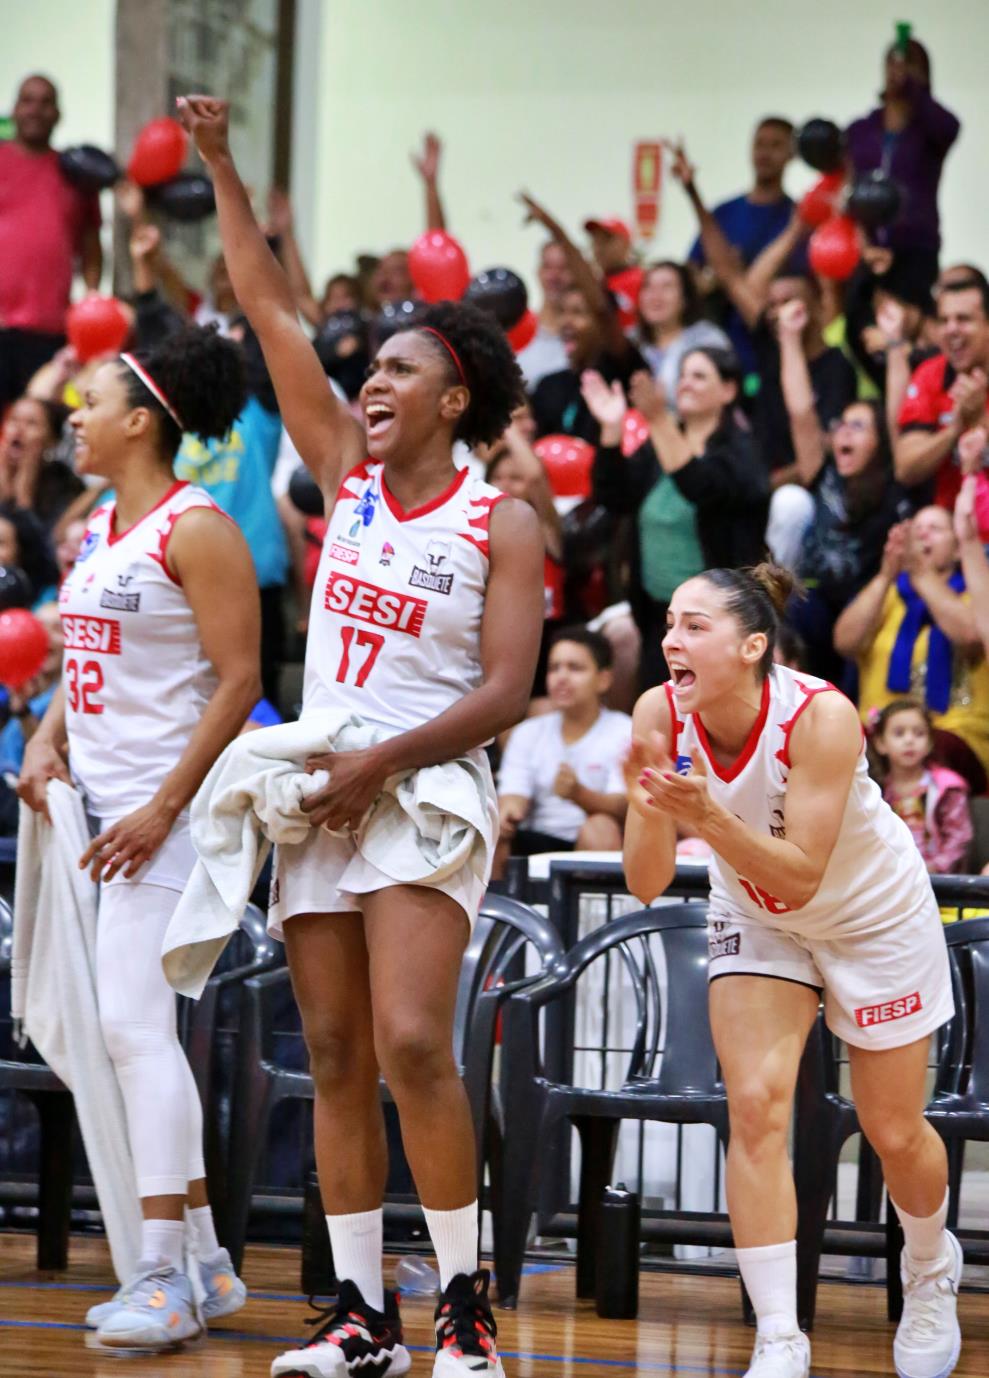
301, 1171, 335, 1297
595, 1182, 640, 1319
394, 1255, 440, 1295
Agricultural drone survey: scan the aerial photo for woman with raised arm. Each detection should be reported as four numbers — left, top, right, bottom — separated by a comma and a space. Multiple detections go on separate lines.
17, 323, 260, 1351
624, 563, 959, 1378
178, 96, 544, 1378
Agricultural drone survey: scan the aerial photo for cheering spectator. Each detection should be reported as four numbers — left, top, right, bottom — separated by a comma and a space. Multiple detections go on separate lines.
635, 261, 729, 405
686, 116, 796, 370
834, 506, 989, 793
496, 627, 630, 867
846, 35, 959, 282
895, 275, 989, 508
517, 240, 572, 391
0, 75, 102, 410
868, 698, 972, 874
0, 504, 59, 604
0, 394, 78, 530
844, 252, 937, 436
587, 348, 768, 689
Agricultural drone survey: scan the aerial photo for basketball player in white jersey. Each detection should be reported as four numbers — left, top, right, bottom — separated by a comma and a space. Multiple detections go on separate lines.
624, 563, 960, 1378
179, 96, 543, 1378
18, 323, 261, 1350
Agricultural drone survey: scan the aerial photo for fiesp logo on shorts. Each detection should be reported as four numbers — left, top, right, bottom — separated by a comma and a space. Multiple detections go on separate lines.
854, 992, 922, 1028
62, 615, 122, 654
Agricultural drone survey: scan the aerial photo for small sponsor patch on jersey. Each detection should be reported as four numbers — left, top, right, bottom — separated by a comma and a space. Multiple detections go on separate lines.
62, 614, 122, 654
329, 542, 360, 565
409, 565, 454, 595
323, 570, 426, 636
674, 754, 693, 775
379, 542, 395, 566
709, 932, 741, 959
854, 992, 922, 1028
99, 588, 141, 612
76, 530, 100, 563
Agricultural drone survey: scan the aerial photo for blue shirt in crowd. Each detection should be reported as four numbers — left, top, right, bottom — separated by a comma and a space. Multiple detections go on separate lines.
174, 394, 289, 590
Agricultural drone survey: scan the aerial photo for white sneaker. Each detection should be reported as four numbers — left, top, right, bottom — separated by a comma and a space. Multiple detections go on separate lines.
95, 1260, 203, 1350
86, 1246, 247, 1327
745, 1329, 811, 1378
894, 1231, 963, 1378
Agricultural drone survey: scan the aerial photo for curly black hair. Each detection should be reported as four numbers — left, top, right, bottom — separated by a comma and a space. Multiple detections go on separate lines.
118, 323, 246, 460
414, 300, 524, 449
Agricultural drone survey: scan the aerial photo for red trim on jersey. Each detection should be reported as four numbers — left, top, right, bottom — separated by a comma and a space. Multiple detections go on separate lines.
775, 680, 839, 769
107, 480, 189, 546
695, 674, 771, 782
381, 465, 468, 523
337, 459, 374, 503
147, 498, 230, 586
455, 490, 509, 560
663, 681, 683, 758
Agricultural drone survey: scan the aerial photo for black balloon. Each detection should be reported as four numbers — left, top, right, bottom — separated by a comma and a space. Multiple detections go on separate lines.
371, 298, 426, 350
59, 144, 120, 192
314, 311, 368, 366
464, 268, 528, 330
847, 171, 902, 230
146, 172, 216, 222
797, 119, 845, 174
0, 565, 32, 612
288, 465, 324, 519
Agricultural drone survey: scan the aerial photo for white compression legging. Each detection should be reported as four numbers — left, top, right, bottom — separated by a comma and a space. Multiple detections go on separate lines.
95, 879, 205, 1198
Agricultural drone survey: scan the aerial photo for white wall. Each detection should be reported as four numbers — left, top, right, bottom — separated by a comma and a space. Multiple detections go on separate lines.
305, 0, 988, 296
0, 1, 115, 149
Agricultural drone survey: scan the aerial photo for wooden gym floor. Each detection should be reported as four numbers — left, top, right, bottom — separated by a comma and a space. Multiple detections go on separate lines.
1, 1233, 987, 1377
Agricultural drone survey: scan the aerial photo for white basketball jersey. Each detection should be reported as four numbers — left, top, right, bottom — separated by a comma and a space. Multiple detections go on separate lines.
59, 481, 221, 819
303, 460, 506, 731
667, 664, 931, 938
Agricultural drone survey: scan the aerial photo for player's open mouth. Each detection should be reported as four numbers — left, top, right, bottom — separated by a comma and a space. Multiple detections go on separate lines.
365, 403, 395, 437
670, 663, 696, 692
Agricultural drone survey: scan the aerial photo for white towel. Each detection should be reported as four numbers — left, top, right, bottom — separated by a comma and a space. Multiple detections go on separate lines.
162, 712, 497, 998
12, 782, 142, 1281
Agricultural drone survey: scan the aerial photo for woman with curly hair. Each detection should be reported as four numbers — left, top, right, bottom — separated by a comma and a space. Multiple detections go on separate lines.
17, 322, 261, 1350
180, 96, 544, 1378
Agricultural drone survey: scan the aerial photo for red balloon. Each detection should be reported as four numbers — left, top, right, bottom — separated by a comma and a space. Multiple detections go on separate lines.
66, 295, 131, 363
408, 231, 470, 304
798, 171, 845, 229
507, 308, 538, 352
534, 434, 595, 499
0, 609, 49, 689
128, 117, 188, 187
808, 215, 861, 281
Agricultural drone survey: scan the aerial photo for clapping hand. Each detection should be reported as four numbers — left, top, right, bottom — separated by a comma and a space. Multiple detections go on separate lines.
628, 369, 667, 423
580, 370, 627, 429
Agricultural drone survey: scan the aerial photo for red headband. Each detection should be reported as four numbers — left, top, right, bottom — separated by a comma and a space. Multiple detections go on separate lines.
419, 327, 467, 387
120, 352, 184, 430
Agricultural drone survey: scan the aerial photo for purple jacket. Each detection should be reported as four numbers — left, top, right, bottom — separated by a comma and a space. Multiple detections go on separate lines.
846, 81, 960, 252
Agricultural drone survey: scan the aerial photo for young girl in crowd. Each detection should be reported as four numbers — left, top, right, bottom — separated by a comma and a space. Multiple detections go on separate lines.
870, 699, 973, 875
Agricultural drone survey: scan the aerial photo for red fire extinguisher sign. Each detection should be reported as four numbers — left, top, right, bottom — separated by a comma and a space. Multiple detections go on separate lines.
634, 141, 662, 240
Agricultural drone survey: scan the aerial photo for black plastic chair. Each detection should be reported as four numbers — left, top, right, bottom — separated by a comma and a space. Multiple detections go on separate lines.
495, 902, 728, 1307
222, 893, 564, 1273
0, 895, 77, 1268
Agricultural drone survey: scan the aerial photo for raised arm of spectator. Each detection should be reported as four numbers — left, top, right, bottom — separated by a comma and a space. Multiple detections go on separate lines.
265, 187, 322, 329
745, 212, 807, 306
518, 191, 625, 351
81, 223, 102, 291
665, 139, 764, 330
411, 132, 446, 233
129, 223, 186, 349
895, 367, 985, 487
833, 522, 907, 658
778, 298, 825, 486
629, 369, 697, 474
503, 420, 563, 560
908, 544, 982, 650
955, 473, 989, 657
583, 370, 661, 514
178, 95, 362, 498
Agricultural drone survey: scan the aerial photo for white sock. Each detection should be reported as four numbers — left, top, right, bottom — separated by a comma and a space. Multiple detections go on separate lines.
140, 1218, 185, 1271
736, 1240, 799, 1338
326, 1209, 384, 1312
188, 1204, 220, 1259
422, 1201, 478, 1290
894, 1189, 950, 1266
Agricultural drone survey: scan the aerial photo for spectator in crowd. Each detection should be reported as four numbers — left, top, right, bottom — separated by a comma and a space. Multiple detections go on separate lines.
844, 251, 938, 434
587, 348, 768, 689
0, 504, 59, 604
481, 415, 564, 624
868, 698, 973, 874
0, 75, 102, 410
496, 627, 630, 868
582, 216, 643, 331
516, 240, 572, 391
635, 260, 729, 404
834, 506, 989, 793
846, 36, 960, 287
0, 394, 78, 530
193, 253, 239, 334
954, 473, 989, 665
686, 116, 796, 370
895, 275, 989, 509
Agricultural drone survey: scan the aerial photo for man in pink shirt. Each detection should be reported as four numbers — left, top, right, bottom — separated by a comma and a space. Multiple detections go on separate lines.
0, 74, 102, 409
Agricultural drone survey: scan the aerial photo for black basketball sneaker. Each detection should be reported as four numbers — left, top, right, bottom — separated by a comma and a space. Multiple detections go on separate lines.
271, 1280, 410, 1378
432, 1269, 505, 1377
